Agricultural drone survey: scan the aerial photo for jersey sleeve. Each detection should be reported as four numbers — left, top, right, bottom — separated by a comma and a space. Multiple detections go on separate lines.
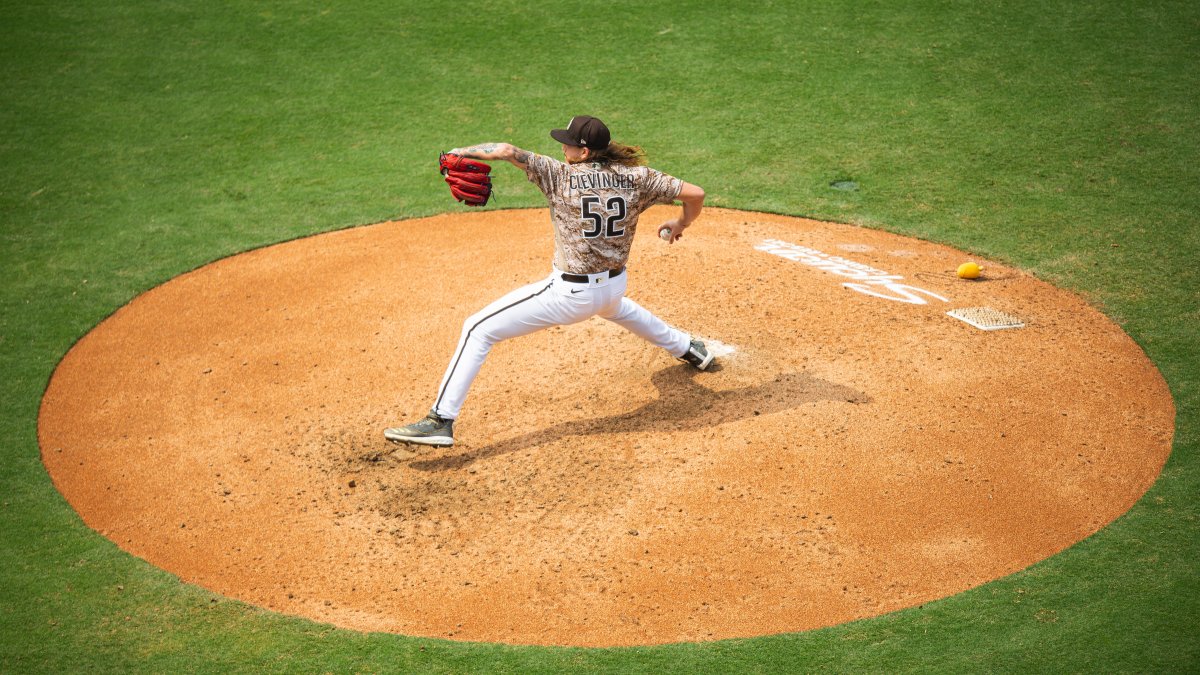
524, 153, 566, 195
639, 167, 684, 210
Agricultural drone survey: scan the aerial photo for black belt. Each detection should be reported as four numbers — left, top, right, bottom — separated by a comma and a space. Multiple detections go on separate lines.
560, 267, 624, 283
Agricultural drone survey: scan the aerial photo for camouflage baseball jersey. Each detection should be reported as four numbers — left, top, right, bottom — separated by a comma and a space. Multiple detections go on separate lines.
524, 154, 683, 274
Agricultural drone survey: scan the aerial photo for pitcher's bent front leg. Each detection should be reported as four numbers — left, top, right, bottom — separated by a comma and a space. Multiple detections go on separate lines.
432, 281, 558, 419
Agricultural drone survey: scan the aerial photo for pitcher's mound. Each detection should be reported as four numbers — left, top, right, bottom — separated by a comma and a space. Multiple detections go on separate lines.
39, 207, 1173, 646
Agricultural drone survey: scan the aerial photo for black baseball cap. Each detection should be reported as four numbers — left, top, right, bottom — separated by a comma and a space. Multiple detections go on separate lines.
550, 115, 611, 149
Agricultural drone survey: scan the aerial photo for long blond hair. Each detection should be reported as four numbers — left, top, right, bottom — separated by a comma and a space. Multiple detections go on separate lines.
588, 141, 646, 167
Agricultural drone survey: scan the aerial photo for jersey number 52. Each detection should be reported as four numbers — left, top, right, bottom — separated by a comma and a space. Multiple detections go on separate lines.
581, 196, 628, 238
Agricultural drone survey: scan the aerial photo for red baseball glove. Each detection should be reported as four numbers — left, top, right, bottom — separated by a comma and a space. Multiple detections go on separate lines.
439, 152, 493, 207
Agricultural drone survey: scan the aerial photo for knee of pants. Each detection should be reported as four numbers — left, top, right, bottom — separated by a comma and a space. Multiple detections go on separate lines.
470, 321, 502, 345
461, 314, 511, 348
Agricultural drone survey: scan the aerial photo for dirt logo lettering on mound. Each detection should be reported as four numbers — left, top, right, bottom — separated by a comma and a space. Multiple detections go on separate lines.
756, 238, 949, 305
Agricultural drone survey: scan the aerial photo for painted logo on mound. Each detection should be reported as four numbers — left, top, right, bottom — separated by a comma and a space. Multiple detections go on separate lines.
756, 238, 949, 305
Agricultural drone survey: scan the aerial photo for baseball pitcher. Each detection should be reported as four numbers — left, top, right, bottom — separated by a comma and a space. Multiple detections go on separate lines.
386, 115, 713, 447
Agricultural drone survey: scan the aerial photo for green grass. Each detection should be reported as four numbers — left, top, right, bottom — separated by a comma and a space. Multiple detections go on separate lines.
3, 0, 1198, 671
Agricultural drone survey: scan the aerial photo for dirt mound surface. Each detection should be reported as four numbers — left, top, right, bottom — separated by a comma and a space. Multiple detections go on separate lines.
39, 207, 1174, 646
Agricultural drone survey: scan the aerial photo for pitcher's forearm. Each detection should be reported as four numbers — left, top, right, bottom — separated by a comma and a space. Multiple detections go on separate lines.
447, 143, 531, 167
676, 182, 706, 226
680, 197, 703, 226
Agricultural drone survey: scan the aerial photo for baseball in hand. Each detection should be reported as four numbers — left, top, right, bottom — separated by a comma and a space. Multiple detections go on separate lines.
659, 226, 673, 241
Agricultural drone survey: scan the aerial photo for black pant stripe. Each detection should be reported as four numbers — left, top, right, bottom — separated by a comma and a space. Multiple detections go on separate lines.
433, 281, 553, 417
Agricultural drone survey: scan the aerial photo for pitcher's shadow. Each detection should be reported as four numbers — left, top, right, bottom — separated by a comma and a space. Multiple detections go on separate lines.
407, 363, 869, 472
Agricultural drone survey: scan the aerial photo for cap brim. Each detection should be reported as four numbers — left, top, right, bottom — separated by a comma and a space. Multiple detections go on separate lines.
550, 128, 579, 146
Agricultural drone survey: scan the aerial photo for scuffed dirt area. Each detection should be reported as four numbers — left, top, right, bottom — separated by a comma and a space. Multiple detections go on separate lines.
39, 207, 1174, 646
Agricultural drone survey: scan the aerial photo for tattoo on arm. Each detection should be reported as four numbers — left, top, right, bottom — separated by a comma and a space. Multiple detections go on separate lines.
449, 143, 531, 167
454, 143, 499, 159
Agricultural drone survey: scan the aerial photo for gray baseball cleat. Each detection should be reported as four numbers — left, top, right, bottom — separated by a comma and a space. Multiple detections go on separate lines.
384, 411, 455, 447
679, 339, 715, 371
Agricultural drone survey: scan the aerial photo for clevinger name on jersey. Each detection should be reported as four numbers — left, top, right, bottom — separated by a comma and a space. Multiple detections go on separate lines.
568, 171, 637, 191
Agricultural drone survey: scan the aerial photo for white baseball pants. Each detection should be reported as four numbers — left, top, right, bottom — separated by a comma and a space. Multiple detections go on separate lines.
431, 268, 692, 420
